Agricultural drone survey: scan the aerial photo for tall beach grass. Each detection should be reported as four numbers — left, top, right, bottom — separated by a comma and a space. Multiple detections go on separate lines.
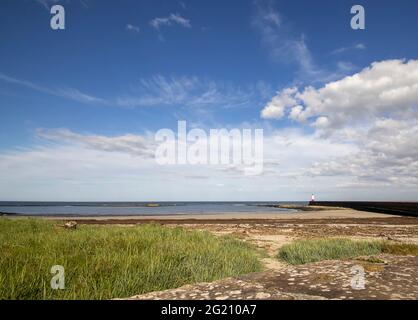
0, 218, 262, 300
278, 238, 382, 265
277, 238, 418, 265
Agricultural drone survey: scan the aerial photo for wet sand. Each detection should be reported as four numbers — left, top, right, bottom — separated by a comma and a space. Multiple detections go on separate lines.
38, 208, 396, 223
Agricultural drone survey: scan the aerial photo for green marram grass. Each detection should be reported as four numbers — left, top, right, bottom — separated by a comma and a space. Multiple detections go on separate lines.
277, 238, 418, 265
381, 242, 418, 256
0, 218, 262, 300
277, 238, 382, 265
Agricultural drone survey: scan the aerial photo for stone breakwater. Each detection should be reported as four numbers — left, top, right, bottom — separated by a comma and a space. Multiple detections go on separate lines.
309, 201, 418, 217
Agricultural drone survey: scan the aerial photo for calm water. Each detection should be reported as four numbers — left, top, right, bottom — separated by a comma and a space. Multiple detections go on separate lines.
0, 201, 305, 216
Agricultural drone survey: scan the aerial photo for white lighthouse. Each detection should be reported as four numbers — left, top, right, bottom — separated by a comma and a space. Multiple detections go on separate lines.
311, 194, 315, 202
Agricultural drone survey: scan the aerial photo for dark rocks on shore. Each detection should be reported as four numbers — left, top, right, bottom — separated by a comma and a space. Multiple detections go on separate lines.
61, 221, 78, 229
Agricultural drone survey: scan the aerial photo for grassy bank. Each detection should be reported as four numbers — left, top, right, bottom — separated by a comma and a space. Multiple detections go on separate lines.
277, 238, 418, 265
0, 218, 262, 300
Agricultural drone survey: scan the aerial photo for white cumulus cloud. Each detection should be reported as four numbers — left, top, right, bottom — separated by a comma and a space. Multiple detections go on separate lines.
261, 59, 418, 129
260, 59, 418, 191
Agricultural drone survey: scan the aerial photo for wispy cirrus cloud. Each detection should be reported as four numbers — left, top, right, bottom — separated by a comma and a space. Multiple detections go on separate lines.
0, 73, 105, 105
252, 0, 356, 83
150, 13, 191, 30
115, 75, 263, 109
126, 24, 140, 33
35, 0, 89, 10
36, 0, 62, 10
252, 0, 317, 77
0, 72, 267, 110
331, 43, 366, 55
37, 128, 156, 158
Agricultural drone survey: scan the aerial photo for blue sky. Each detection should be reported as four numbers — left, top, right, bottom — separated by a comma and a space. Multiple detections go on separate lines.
1, 0, 418, 201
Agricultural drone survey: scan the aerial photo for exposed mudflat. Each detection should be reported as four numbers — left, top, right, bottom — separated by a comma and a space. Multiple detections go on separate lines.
42, 208, 394, 222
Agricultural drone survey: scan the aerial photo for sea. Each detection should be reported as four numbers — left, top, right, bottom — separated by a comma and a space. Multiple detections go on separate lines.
0, 201, 306, 216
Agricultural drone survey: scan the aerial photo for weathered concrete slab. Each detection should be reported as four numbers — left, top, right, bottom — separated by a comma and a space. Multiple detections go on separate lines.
126, 255, 418, 300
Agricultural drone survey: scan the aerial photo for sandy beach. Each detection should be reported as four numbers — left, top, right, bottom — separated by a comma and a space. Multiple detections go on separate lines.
37, 208, 395, 222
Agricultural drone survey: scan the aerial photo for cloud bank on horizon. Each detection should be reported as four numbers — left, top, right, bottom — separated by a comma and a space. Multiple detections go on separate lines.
0, 0, 417, 201
262, 59, 418, 192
